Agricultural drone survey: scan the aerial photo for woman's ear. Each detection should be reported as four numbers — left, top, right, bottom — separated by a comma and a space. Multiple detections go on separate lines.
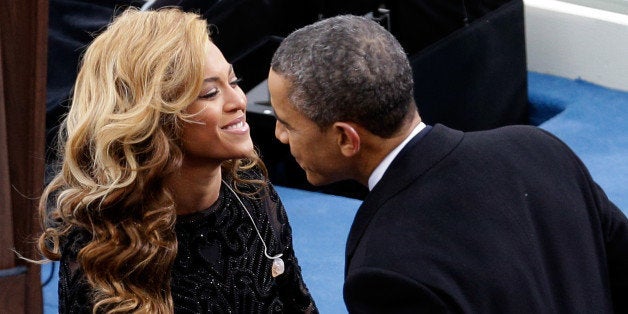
333, 122, 361, 157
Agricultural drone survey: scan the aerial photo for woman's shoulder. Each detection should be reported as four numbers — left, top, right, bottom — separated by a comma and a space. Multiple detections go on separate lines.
60, 226, 92, 257
239, 164, 268, 181
228, 165, 272, 194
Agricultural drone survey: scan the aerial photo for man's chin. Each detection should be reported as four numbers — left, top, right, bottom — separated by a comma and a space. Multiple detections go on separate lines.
303, 171, 322, 186
304, 171, 338, 187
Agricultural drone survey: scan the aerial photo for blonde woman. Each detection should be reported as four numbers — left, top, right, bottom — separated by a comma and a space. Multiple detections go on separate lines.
38, 8, 316, 313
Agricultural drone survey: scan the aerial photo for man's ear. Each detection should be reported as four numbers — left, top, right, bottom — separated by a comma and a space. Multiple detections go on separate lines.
333, 122, 361, 157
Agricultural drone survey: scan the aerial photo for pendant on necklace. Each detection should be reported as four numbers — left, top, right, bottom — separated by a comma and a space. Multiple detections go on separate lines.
271, 257, 285, 277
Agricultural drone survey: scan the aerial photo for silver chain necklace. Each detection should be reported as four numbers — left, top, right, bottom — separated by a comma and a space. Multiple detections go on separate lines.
222, 179, 285, 277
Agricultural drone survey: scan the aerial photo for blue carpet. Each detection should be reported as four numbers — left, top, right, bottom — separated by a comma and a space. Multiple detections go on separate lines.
530, 72, 628, 213
41, 262, 58, 314
41, 72, 627, 313
278, 187, 360, 313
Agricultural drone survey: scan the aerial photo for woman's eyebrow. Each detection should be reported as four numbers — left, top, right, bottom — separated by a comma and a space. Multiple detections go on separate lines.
202, 65, 234, 83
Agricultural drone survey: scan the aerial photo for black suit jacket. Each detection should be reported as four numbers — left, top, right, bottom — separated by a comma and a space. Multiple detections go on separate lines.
344, 124, 628, 313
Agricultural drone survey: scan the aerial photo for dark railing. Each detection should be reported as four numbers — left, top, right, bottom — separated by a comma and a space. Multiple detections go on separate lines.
0, 0, 48, 313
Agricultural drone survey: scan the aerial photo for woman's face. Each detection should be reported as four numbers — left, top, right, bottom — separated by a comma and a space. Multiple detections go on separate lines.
179, 41, 253, 166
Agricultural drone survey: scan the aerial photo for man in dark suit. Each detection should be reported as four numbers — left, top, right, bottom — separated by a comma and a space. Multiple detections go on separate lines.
267, 14, 628, 313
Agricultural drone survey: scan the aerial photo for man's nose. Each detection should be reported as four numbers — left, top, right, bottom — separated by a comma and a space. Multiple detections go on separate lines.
274, 121, 288, 144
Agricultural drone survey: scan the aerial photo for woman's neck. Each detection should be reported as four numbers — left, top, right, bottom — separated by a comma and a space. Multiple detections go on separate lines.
167, 163, 223, 215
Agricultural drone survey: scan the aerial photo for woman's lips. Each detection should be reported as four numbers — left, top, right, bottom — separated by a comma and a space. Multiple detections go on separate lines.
224, 120, 245, 130
222, 117, 249, 134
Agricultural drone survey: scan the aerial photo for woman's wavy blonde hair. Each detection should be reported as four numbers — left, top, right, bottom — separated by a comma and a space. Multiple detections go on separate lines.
38, 7, 266, 313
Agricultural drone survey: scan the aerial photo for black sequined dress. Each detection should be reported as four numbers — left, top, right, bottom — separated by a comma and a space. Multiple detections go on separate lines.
58, 177, 317, 313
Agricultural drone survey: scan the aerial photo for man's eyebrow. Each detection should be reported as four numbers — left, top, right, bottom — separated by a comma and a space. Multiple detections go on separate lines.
202, 65, 234, 83
274, 113, 291, 128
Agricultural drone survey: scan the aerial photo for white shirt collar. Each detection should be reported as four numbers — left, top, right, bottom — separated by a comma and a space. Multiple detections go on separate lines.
367, 122, 426, 191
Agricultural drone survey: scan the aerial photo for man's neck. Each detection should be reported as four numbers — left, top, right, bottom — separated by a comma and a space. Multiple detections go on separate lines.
356, 113, 422, 186
366, 115, 425, 190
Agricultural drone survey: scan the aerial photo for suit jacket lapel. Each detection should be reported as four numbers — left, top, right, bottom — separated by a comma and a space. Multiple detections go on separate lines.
345, 124, 464, 274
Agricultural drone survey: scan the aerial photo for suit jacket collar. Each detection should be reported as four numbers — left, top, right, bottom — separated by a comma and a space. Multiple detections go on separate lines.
345, 124, 464, 273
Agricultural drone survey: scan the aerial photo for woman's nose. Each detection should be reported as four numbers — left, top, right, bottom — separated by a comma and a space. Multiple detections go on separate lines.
224, 86, 247, 112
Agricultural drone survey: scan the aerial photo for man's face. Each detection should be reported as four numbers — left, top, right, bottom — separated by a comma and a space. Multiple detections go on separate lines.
268, 70, 348, 186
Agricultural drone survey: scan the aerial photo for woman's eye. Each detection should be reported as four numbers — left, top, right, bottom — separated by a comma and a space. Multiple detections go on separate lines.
199, 88, 218, 99
198, 78, 241, 99
230, 78, 243, 87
